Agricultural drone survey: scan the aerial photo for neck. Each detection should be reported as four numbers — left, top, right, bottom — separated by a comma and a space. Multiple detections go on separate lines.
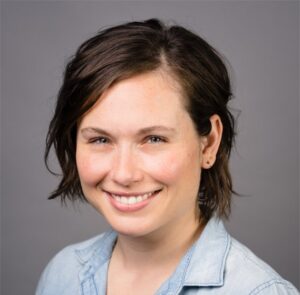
113, 214, 206, 271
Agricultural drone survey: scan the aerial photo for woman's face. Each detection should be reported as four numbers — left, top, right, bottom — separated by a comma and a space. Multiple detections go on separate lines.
76, 71, 206, 237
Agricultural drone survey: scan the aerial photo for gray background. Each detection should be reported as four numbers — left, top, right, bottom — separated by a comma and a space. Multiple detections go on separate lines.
1, 1, 299, 294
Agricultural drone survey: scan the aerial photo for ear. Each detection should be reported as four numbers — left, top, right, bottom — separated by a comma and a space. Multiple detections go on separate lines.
200, 114, 223, 169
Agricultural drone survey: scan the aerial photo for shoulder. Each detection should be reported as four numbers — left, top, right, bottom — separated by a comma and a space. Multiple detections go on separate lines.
184, 217, 298, 294
35, 231, 111, 295
224, 237, 299, 294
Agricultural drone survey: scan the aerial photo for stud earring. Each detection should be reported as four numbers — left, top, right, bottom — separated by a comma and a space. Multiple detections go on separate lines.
206, 159, 212, 168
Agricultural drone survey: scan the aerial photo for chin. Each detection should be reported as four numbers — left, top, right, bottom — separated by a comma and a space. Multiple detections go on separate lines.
107, 217, 158, 238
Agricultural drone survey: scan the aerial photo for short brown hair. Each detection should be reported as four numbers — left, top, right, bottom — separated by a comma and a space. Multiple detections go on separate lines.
45, 19, 236, 221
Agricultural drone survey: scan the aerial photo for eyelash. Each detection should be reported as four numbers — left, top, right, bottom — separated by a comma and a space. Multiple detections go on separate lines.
145, 135, 167, 144
89, 137, 110, 144
88, 135, 167, 145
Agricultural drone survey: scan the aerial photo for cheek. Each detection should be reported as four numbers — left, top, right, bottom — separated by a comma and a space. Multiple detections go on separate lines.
76, 152, 109, 187
145, 149, 200, 185
160, 154, 184, 182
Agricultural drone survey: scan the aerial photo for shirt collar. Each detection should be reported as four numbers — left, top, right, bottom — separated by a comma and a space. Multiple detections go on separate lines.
75, 230, 117, 265
75, 230, 117, 282
75, 216, 230, 287
183, 216, 231, 287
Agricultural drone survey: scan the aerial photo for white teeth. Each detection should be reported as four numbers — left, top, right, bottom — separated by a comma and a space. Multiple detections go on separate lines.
128, 197, 136, 204
120, 196, 127, 204
111, 191, 157, 205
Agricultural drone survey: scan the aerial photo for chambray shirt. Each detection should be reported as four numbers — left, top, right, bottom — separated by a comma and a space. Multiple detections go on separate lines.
36, 217, 299, 295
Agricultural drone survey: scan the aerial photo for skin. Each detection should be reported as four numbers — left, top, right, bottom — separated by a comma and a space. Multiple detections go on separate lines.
76, 70, 223, 295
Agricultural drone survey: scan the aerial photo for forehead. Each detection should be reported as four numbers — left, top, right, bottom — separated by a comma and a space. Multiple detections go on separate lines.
79, 71, 188, 127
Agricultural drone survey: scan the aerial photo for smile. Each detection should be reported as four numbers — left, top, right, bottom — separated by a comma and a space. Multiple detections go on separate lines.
111, 192, 155, 205
104, 189, 161, 212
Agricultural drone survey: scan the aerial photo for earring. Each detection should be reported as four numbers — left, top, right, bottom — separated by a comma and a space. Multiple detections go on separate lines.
206, 159, 212, 168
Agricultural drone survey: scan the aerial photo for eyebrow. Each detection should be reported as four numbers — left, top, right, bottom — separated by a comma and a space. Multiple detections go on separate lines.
80, 126, 176, 137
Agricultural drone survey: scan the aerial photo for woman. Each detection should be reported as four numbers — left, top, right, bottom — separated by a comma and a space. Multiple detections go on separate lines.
36, 19, 298, 294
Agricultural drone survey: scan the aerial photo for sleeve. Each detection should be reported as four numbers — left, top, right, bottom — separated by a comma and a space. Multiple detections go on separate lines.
249, 279, 300, 295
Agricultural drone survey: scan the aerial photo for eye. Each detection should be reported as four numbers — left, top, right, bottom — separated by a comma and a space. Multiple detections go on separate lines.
89, 137, 110, 144
146, 135, 166, 144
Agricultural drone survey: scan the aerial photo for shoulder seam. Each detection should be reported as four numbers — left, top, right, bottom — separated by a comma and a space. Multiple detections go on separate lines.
249, 279, 295, 295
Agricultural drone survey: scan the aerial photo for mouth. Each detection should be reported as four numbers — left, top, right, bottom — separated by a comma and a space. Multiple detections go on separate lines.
103, 189, 162, 211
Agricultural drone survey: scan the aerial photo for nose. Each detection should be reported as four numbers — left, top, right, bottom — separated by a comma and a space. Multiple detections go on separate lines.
110, 146, 143, 186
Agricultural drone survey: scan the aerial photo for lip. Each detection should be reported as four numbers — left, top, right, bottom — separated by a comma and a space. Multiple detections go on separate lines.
103, 189, 161, 212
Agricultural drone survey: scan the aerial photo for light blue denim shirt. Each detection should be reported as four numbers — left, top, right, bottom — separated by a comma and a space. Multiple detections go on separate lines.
36, 217, 299, 294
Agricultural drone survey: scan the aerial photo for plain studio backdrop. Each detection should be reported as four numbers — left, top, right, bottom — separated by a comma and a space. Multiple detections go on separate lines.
1, 1, 299, 294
